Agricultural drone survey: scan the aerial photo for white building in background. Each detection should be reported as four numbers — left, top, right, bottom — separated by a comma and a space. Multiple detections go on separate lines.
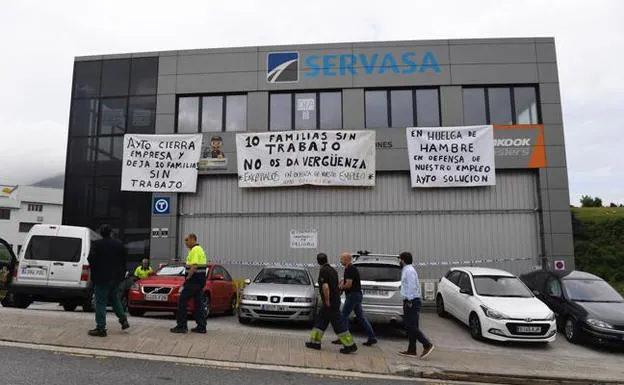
0, 185, 63, 254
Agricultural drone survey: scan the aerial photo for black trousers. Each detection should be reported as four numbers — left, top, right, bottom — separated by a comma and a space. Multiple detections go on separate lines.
403, 298, 432, 353
176, 280, 207, 329
315, 305, 347, 334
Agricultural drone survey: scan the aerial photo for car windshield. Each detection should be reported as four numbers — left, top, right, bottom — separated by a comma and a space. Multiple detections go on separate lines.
254, 268, 310, 285
473, 276, 533, 298
563, 279, 624, 302
156, 266, 186, 276
356, 264, 402, 282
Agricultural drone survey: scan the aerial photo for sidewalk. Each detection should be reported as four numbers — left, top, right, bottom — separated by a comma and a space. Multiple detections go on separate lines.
1, 308, 623, 384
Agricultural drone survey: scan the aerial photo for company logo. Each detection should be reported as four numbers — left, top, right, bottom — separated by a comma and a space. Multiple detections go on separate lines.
267, 52, 299, 83
152, 197, 170, 215
494, 138, 532, 147
525, 318, 533, 323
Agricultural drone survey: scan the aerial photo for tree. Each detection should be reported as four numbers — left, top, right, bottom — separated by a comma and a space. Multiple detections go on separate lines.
594, 197, 603, 207
611, 203, 618, 208
580, 195, 603, 208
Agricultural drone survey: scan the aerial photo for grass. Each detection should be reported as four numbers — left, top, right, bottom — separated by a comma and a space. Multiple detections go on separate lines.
571, 207, 624, 223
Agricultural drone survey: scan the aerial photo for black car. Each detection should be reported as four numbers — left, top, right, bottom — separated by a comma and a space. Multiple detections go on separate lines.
0, 237, 17, 306
520, 269, 624, 346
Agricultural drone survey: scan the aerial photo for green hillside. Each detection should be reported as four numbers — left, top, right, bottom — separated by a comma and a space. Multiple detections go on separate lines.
571, 207, 624, 222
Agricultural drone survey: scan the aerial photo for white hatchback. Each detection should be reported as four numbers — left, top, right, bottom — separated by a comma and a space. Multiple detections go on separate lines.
436, 267, 557, 343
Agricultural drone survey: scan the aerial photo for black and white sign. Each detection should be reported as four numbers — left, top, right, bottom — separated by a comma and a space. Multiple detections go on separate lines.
290, 230, 318, 249
236, 130, 376, 188
406, 126, 495, 187
121, 134, 203, 193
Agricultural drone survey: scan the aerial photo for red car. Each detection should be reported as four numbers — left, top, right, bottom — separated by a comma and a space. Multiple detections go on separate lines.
127, 263, 237, 317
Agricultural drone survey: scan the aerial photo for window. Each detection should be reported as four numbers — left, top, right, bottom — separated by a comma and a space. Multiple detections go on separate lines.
458, 273, 472, 292
17, 245, 22, 255
24, 236, 82, 263
357, 264, 402, 282
365, 88, 440, 128
0, 242, 10, 263
545, 277, 563, 297
101, 59, 130, 97
19, 222, 36, 233
473, 276, 533, 297
67, 137, 97, 175
70, 99, 99, 137
62, 177, 94, 224
99, 98, 127, 135
462, 86, 540, 125
73, 61, 101, 98
129, 57, 158, 96
270, 91, 343, 131
176, 94, 247, 133
95, 136, 124, 175
0, 209, 10, 220
93, 177, 122, 218
446, 270, 462, 286
27, 204, 43, 212
212, 266, 232, 281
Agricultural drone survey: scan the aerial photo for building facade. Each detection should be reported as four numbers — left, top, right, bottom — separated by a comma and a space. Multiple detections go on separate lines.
0, 186, 63, 254
63, 38, 573, 279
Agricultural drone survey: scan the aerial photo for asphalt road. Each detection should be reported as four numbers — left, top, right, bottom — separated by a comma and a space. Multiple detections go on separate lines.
0, 345, 485, 385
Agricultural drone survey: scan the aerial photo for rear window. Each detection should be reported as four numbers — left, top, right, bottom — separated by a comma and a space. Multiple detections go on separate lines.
24, 236, 82, 263
356, 264, 402, 282
0, 243, 12, 263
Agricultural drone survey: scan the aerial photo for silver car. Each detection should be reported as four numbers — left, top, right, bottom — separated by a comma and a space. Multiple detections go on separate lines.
344, 252, 404, 325
238, 266, 317, 324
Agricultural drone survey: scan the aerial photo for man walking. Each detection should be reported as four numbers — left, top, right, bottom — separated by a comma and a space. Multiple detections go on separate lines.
332, 251, 377, 346
306, 253, 357, 354
87, 224, 130, 337
171, 233, 208, 334
399, 251, 434, 359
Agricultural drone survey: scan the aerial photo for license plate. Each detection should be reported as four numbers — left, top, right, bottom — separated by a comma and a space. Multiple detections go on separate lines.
363, 289, 388, 296
21, 268, 45, 277
517, 326, 541, 333
145, 294, 168, 302
261, 304, 287, 311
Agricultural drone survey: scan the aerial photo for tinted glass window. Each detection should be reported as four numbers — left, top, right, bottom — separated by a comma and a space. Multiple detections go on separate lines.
514, 87, 539, 124
390, 90, 413, 128
446, 271, 462, 285
0, 209, 10, 220
545, 277, 563, 297
319, 92, 342, 129
488, 88, 513, 124
254, 268, 310, 285
270, 94, 292, 131
226, 95, 247, 132
62, 177, 93, 221
67, 137, 97, 175
365, 91, 388, 128
356, 264, 402, 282
0, 242, 12, 263
458, 273, 473, 292
101, 59, 130, 97
127, 96, 156, 134
177, 97, 199, 133
129, 57, 158, 95
99, 98, 127, 135
19, 222, 36, 233
24, 236, 82, 263
562, 279, 624, 302
93, 177, 122, 218
96, 136, 124, 170
294, 93, 317, 130
416, 89, 440, 126
202, 96, 223, 132
122, 192, 152, 229
123, 232, 150, 266
463, 88, 487, 125
73, 61, 101, 98
473, 276, 533, 297
70, 99, 99, 137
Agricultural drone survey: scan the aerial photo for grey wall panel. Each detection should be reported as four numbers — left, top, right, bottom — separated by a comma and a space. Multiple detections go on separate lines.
156, 94, 176, 115
351, 45, 451, 65
177, 52, 258, 74
176, 72, 258, 93
181, 172, 538, 216
158, 56, 177, 76
441, 86, 463, 126
450, 63, 538, 84
539, 83, 562, 104
351, 67, 451, 87
342, 89, 365, 129
450, 43, 537, 64
157, 75, 177, 95
538, 63, 559, 83
247, 92, 268, 132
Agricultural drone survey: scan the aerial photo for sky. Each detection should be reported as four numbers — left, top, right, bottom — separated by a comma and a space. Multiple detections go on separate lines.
0, 0, 622, 205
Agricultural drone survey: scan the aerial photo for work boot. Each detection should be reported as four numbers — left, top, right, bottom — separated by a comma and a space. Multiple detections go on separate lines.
170, 326, 188, 334
340, 344, 358, 354
363, 339, 378, 346
120, 318, 130, 330
305, 342, 321, 350
191, 326, 206, 334
88, 328, 107, 337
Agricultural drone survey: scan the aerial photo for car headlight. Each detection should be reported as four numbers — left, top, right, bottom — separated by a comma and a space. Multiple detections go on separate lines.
242, 294, 258, 301
546, 312, 556, 321
586, 318, 614, 329
480, 305, 508, 320
131, 283, 140, 291
293, 297, 313, 303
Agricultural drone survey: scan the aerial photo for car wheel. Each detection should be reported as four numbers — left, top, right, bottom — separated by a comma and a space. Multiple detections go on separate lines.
129, 308, 145, 317
436, 295, 447, 318
12, 294, 32, 309
1, 292, 16, 307
62, 303, 78, 312
225, 295, 236, 316
564, 318, 580, 344
469, 313, 483, 340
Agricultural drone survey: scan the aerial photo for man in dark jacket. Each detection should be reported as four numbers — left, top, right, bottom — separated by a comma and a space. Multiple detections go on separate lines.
87, 224, 130, 337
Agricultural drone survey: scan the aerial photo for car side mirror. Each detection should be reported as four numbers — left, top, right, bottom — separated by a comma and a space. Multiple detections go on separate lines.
460, 288, 473, 296
244, 278, 251, 285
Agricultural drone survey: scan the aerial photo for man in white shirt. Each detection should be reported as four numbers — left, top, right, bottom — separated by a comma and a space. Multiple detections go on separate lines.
399, 251, 434, 359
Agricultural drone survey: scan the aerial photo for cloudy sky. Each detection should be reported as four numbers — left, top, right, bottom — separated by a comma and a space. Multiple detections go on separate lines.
0, 0, 622, 205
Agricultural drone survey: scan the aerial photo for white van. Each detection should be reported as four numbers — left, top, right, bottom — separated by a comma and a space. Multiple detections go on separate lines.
9, 224, 101, 311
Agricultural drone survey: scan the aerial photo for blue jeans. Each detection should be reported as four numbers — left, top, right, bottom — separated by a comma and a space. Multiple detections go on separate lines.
342, 292, 376, 341
403, 298, 432, 353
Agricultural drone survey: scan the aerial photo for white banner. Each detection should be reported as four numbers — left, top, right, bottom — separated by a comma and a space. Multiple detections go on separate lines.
236, 130, 376, 187
406, 126, 495, 187
290, 230, 318, 249
121, 134, 203, 192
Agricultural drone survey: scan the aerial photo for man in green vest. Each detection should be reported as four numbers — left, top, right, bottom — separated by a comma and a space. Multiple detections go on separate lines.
171, 233, 208, 334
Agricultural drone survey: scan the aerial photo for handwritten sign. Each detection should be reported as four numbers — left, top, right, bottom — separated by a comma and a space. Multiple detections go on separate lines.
406, 126, 495, 187
290, 230, 318, 249
121, 134, 203, 192
236, 130, 376, 187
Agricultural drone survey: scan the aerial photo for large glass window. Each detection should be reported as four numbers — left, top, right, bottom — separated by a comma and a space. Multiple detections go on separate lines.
70, 99, 99, 137
62, 177, 93, 222
24, 236, 82, 263
463, 86, 540, 125
101, 59, 130, 97
73, 61, 101, 98
93, 177, 122, 218
130, 57, 158, 95
366, 88, 440, 128
66, 137, 97, 175
95, 136, 124, 176
127, 96, 156, 134
99, 98, 127, 135
177, 94, 247, 132
270, 93, 293, 131
319, 92, 342, 129
270, 92, 342, 131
